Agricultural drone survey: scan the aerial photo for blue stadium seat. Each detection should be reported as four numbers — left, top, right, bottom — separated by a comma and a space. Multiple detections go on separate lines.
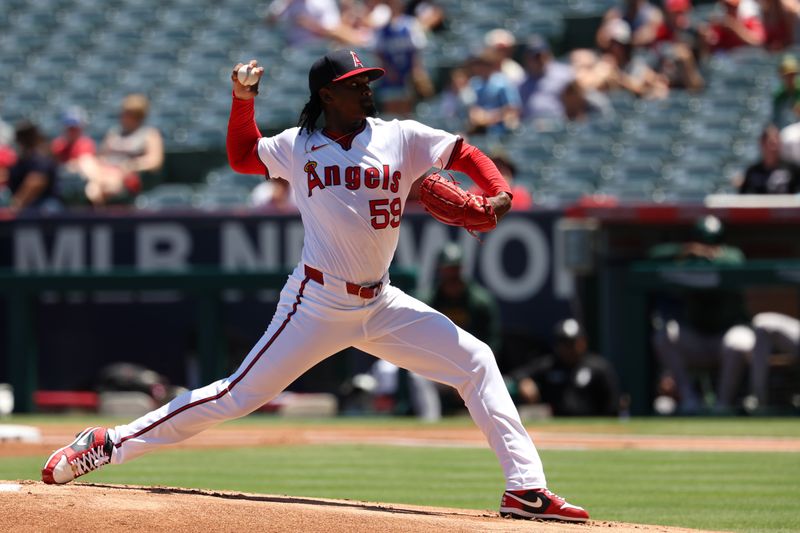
663, 162, 721, 188
135, 184, 196, 210
540, 163, 608, 185
596, 181, 656, 201
534, 186, 591, 207
193, 186, 252, 210
610, 157, 665, 181
557, 139, 617, 166
206, 169, 265, 191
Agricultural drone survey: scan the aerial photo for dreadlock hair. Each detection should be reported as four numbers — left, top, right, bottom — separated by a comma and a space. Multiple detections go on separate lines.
298, 93, 324, 134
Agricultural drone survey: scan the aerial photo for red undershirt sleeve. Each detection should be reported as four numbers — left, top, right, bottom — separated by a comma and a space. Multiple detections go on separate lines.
446, 140, 512, 198
226, 94, 269, 176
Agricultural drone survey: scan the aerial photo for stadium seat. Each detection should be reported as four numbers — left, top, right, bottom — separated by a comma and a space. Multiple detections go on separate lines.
610, 157, 665, 181
534, 186, 590, 207
206, 169, 265, 191
659, 186, 709, 204
540, 163, 607, 185
135, 184, 196, 210
663, 162, 721, 188
193, 186, 252, 210
595, 181, 655, 202
557, 139, 617, 166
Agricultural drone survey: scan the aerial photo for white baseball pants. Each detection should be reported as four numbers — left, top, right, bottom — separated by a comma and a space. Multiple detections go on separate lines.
111, 264, 547, 490
751, 312, 800, 404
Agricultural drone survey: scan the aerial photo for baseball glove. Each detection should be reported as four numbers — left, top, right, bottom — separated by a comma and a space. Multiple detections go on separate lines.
418, 173, 497, 233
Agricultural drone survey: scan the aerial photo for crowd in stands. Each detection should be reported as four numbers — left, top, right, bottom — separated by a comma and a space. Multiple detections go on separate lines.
0, 94, 164, 210
2, 0, 800, 211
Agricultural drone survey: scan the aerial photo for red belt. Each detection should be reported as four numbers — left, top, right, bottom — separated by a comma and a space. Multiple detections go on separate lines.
304, 265, 383, 299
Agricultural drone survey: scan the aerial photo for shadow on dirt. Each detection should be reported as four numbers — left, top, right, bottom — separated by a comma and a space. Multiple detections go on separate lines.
81, 483, 490, 518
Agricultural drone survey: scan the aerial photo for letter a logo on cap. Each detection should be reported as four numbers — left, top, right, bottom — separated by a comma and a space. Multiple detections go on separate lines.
350, 50, 364, 68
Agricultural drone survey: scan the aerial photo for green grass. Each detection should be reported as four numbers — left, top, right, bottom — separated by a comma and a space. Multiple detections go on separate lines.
7, 414, 800, 437
3, 444, 799, 533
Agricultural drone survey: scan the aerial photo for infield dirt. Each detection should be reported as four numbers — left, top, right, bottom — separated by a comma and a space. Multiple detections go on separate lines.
0, 481, 720, 533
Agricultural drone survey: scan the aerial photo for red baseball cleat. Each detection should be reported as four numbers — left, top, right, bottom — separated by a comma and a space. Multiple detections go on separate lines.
500, 488, 589, 522
42, 427, 113, 484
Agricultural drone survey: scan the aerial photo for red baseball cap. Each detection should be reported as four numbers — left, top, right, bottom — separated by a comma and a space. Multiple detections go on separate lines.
308, 49, 385, 95
665, 0, 691, 12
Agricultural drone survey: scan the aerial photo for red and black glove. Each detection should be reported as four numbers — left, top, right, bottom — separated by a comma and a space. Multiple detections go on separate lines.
418, 173, 497, 233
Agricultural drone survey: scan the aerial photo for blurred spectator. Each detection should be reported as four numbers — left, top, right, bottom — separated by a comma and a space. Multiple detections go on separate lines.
416, 242, 502, 415
467, 151, 533, 210
650, 215, 756, 412
571, 49, 608, 93
484, 29, 525, 87
772, 54, 800, 129
266, 0, 370, 47
466, 49, 522, 135
374, 0, 433, 117
76, 94, 163, 205
420, 243, 501, 354
439, 67, 476, 130
250, 177, 297, 211
702, 0, 765, 52
759, 0, 799, 51
780, 120, 800, 164
656, 42, 705, 91
740, 124, 800, 193
96, 362, 186, 406
598, 0, 664, 49
50, 107, 96, 167
750, 312, 799, 407
600, 19, 670, 99
405, 0, 445, 32
340, 0, 379, 39
0, 117, 15, 190
654, 0, 698, 44
518, 35, 575, 121
510, 319, 620, 416
5, 121, 61, 212
367, 359, 442, 421
0, 116, 13, 148
490, 152, 533, 210
560, 80, 615, 123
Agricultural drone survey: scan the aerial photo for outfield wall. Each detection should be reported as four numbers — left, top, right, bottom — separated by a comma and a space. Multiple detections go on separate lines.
0, 210, 572, 393
2, 205, 799, 414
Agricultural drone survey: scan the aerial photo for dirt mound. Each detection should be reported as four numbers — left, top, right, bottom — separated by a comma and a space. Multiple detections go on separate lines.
0, 481, 715, 533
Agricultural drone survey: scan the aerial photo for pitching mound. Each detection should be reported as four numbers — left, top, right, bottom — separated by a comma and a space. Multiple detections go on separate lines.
0, 481, 714, 533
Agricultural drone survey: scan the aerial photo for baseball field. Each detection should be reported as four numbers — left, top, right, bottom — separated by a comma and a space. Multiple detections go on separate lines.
1, 415, 798, 533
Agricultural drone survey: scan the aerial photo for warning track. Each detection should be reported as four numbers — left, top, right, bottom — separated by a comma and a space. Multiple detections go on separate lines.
2, 424, 798, 458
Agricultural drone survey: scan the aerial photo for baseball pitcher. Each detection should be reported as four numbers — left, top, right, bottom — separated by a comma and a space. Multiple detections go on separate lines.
42, 50, 588, 522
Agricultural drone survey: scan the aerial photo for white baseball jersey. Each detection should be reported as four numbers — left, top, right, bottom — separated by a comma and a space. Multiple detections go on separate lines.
103, 102, 549, 496
257, 117, 459, 284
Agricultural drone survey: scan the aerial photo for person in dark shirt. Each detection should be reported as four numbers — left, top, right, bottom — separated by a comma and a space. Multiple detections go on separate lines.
420, 242, 502, 353
511, 319, 620, 416
740, 124, 800, 194
6, 121, 61, 212
409, 242, 503, 415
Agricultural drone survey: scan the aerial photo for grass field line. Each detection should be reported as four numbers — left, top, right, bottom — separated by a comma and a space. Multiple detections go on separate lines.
299, 430, 800, 452
6, 424, 800, 455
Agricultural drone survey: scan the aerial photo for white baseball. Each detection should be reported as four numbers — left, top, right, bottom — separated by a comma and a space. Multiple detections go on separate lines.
237, 64, 260, 86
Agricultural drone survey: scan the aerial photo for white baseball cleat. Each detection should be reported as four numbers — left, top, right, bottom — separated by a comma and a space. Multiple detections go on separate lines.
41, 427, 113, 484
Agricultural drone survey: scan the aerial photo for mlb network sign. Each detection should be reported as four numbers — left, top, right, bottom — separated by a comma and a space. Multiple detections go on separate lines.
1, 211, 571, 328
